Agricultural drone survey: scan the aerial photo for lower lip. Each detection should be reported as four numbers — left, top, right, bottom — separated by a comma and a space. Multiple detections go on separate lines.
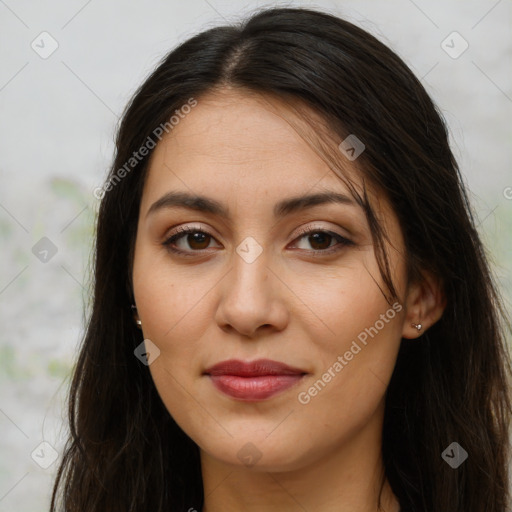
207, 374, 305, 401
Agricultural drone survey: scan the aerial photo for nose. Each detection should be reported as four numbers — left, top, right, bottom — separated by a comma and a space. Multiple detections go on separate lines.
214, 250, 290, 338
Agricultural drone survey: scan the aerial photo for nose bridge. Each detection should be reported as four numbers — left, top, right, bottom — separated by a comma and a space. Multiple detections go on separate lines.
229, 239, 271, 300
214, 237, 289, 336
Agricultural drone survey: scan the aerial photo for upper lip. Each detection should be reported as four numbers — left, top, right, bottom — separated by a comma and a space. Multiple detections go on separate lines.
204, 359, 307, 377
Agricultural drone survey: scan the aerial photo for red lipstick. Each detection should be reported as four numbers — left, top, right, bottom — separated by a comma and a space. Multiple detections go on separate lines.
204, 359, 307, 401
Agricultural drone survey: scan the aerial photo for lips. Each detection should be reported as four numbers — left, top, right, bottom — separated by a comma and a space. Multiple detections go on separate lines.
204, 359, 307, 401
204, 359, 306, 377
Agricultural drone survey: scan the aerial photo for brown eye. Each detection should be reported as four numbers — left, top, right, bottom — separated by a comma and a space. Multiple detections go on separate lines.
163, 227, 220, 255
184, 232, 211, 250
306, 232, 334, 250
292, 229, 353, 254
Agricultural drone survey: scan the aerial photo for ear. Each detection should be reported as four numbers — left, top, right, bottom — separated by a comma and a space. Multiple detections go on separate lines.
401, 269, 446, 339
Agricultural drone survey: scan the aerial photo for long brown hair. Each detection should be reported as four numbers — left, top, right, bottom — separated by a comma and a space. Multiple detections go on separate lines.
51, 7, 512, 511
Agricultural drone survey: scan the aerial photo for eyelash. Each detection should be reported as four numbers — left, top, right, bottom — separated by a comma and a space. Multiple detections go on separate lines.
162, 226, 353, 258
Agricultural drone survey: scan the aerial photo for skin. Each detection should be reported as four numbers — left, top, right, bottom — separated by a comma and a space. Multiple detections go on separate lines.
132, 88, 445, 512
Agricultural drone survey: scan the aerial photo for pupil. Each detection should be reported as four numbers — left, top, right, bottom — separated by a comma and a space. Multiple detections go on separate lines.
310, 232, 330, 250
189, 233, 208, 249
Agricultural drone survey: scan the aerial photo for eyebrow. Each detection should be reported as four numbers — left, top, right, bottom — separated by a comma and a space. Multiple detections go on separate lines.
146, 190, 356, 219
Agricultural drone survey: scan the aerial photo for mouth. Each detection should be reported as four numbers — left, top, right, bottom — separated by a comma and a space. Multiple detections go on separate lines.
203, 359, 307, 401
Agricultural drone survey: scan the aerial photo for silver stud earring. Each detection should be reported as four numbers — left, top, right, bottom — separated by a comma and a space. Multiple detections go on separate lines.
131, 305, 142, 328
411, 322, 422, 332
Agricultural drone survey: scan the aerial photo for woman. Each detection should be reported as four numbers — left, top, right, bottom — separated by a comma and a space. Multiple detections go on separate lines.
51, 6, 512, 512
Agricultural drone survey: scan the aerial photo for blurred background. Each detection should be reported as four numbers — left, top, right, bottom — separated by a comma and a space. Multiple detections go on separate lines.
0, 0, 511, 510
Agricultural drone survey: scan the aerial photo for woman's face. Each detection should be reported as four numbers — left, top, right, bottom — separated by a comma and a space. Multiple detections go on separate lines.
132, 88, 413, 471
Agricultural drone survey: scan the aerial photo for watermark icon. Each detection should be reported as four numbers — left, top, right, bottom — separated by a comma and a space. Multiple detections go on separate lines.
93, 97, 198, 200
32, 236, 58, 263
338, 134, 365, 161
134, 339, 161, 366
441, 31, 469, 59
503, 186, 512, 200
31, 441, 59, 469
298, 301, 403, 404
236, 236, 264, 264
441, 441, 468, 468
237, 442, 263, 467
31, 31, 59, 59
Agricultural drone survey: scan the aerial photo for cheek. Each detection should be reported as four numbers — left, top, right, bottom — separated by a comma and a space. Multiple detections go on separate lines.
301, 253, 396, 346
293, 308, 403, 454
132, 254, 210, 430
132, 243, 215, 340
295, 257, 404, 415
132, 246, 214, 399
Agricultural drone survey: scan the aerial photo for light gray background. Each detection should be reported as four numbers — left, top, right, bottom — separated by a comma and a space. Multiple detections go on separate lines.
1, 1, 511, 510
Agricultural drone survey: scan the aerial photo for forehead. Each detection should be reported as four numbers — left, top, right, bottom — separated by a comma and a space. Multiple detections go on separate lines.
142, 88, 365, 207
